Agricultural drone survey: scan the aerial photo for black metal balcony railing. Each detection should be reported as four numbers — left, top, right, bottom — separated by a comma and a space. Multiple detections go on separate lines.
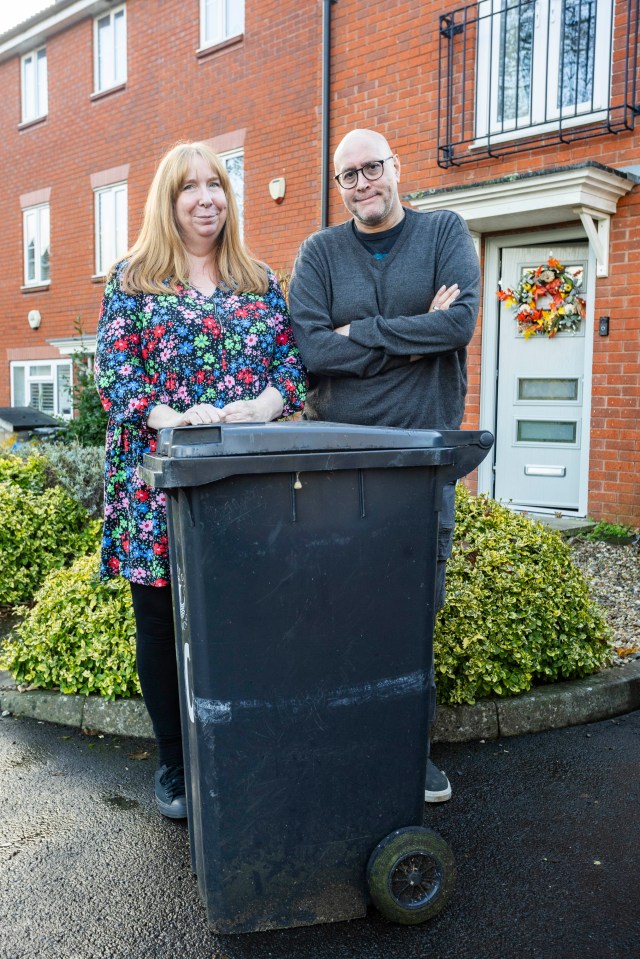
437, 0, 640, 168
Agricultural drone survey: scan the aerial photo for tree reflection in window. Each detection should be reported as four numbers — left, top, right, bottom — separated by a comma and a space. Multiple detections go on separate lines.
560, 0, 596, 108
498, 0, 534, 124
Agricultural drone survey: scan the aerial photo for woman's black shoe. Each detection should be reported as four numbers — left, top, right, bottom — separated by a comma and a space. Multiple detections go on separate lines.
154, 764, 187, 819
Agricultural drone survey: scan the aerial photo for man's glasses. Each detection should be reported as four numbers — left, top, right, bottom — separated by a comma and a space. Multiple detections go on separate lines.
334, 156, 394, 190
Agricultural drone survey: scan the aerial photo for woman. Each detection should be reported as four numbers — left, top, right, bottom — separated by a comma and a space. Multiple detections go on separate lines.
94, 142, 306, 819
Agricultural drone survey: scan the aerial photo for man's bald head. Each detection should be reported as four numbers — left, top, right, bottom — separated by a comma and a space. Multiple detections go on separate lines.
333, 129, 393, 171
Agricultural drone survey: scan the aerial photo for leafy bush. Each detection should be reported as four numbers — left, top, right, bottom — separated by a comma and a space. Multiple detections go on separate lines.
39, 442, 105, 519
0, 483, 99, 606
434, 486, 613, 706
0, 449, 47, 492
584, 520, 637, 544
0, 440, 105, 518
62, 350, 108, 448
1, 551, 139, 700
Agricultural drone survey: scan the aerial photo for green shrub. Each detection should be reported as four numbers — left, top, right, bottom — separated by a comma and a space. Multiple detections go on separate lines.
584, 520, 637, 544
434, 486, 613, 706
62, 350, 109, 448
1, 551, 139, 700
0, 483, 99, 606
39, 442, 105, 519
0, 450, 47, 493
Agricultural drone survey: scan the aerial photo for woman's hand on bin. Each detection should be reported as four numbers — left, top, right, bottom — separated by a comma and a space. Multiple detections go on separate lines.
147, 403, 224, 430
220, 386, 284, 423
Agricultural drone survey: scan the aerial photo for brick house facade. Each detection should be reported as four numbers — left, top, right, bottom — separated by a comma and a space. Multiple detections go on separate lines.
1, 0, 638, 524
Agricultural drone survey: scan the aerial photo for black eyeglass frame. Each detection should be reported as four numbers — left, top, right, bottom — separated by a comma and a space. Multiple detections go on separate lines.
333, 156, 394, 189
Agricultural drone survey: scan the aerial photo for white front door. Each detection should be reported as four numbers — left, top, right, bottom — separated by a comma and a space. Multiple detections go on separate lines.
494, 244, 590, 512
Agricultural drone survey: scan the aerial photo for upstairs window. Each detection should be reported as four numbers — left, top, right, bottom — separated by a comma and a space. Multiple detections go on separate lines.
94, 4, 127, 93
94, 182, 128, 276
436, 0, 632, 166
21, 47, 47, 123
201, 0, 244, 47
475, 0, 613, 140
23, 204, 50, 287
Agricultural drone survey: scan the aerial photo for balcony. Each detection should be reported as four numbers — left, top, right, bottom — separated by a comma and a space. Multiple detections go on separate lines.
437, 0, 640, 168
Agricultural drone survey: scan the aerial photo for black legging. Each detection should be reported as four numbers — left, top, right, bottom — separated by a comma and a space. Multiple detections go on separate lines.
129, 583, 183, 768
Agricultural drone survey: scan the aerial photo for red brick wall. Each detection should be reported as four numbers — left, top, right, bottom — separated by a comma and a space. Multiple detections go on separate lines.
1, 0, 638, 523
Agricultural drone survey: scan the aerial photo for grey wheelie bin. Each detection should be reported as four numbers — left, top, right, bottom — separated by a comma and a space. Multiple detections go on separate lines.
139, 420, 493, 934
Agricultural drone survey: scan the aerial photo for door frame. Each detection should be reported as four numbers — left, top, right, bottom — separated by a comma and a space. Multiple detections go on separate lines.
479, 227, 598, 517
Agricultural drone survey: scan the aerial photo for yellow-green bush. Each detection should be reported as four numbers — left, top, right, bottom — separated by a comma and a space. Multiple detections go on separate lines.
0, 451, 47, 493
434, 486, 613, 705
0, 483, 99, 606
2, 551, 139, 700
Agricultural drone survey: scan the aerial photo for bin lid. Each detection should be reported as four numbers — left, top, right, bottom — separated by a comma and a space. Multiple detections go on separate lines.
155, 420, 450, 459
141, 422, 493, 489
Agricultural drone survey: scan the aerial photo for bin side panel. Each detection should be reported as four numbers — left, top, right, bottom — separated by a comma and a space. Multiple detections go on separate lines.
167, 466, 442, 932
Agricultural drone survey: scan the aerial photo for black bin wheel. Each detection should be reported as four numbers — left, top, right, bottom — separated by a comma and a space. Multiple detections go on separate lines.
366, 826, 456, 925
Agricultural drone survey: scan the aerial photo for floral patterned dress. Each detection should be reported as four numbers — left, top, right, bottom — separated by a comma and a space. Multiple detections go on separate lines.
94, 265, 307, 586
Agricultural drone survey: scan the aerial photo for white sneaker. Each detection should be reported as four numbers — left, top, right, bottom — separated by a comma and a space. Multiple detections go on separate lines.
424, 758, 452, 803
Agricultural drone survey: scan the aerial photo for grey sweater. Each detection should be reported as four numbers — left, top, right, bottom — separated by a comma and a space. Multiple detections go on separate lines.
289, 207, 480, 431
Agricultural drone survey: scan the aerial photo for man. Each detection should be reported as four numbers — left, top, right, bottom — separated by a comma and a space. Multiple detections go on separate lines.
288, 128, 480, 803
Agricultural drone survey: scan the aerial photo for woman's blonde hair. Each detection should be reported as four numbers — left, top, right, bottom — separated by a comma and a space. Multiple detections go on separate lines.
116, 141, 268, 295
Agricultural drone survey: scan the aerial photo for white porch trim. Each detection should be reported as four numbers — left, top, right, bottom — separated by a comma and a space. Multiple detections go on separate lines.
406, 163, 636, 277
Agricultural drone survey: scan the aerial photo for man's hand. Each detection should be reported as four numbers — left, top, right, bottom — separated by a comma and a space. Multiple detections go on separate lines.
410, 284, 461, 362
429, 284, 460, 311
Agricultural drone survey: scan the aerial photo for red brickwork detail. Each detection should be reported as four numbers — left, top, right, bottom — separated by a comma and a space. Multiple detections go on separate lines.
0, 0, 638, 521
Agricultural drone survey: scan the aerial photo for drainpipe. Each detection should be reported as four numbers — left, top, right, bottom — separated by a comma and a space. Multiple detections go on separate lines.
321, 0, 337, 229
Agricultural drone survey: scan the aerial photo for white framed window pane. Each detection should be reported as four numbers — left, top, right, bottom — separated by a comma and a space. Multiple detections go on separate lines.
12, 361, 73, 418
226, 0, 244, 37
25, 210, 36, 282
30, 381, 55, 415
114, 9, 126, 84
222, 151, 244, 236
97, 15, 114, 89
21, 47, 47, 123
95, 183, 128, 275
95, 6, 126, 91
23, 206, 49, 285
37, 48, 48, 116
12, 366, 26, 406
476, 0, 611, 139
23, 54, 35, 120
57, 365, 73, 417
40, 206, 50, 282
202, 0, 243, 45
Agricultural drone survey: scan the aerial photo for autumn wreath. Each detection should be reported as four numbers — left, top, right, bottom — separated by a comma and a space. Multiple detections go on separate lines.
497, 257, 586, 339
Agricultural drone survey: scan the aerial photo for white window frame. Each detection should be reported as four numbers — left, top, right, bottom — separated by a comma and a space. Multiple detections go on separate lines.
94, 181, 128, 277
219, 148, 244, 237
23, 204, 50, 287
10, 360, 73, 419
200, 0, 244, 48
21, 46, 47, 123
94, 3, 127, 93
475, 0, 613, 145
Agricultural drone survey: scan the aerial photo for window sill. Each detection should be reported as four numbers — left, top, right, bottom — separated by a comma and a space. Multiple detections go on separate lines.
92, 273, 107, 283
196, 33, 244, 60
21, 282, 50, 293
471, 109, 609, 151
90, 82, 127, 102
19, 115, 47, 131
